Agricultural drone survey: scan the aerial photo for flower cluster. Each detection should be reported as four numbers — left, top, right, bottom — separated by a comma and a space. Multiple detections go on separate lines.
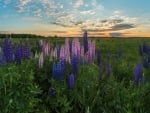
52, 61, 64, 81
68, 74, 75, 89
133, 63, 142, 86
3, 38, 14, 63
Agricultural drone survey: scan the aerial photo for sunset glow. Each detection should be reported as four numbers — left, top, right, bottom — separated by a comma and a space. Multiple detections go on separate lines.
0, 0, 150, 37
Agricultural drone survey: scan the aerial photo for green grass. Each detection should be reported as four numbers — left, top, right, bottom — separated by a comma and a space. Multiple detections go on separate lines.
0, 37, 150, 113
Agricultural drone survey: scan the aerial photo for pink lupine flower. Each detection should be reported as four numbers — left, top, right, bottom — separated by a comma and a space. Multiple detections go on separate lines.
35, 51, 39, 59
60, 46, 65, 61
80, 46, 84, 60
39, 52, 44, 68
53, 47, 58, 60
42, 41, 51, 56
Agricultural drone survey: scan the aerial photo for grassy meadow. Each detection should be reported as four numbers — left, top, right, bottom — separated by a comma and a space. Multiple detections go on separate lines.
0, 36, 150, 113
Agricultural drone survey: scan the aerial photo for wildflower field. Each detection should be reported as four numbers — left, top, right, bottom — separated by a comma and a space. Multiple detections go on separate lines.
0, 32, 150, 113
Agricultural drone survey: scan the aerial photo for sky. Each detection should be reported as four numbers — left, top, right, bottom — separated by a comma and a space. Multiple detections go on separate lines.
0, 0, 150, 37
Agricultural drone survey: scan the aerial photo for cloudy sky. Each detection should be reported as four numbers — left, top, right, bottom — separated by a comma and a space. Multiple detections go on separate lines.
0, 0, 150, 37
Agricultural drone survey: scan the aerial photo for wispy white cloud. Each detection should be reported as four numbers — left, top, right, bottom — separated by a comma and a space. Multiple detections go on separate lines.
16, 0, 31, 12
74, 0, 84, 8
109, 10, 137, 24
34, 9, 42, 17
80, 10, 95, 15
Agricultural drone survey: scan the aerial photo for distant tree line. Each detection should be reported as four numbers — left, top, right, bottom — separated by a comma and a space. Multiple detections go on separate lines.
0, 34, 47, 39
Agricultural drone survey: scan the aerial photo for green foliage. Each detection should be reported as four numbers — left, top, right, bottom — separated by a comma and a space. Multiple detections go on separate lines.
0, 61, 41, 113
1, 38, 150, 113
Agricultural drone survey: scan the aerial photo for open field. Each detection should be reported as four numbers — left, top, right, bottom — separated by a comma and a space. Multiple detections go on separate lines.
0, 35, 150, 113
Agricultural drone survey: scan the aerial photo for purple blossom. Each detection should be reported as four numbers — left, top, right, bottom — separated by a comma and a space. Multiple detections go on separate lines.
3, 38, 14, 63
51, 47, 58, 60
68, 74, 75, 89
69, 40, 72, 54
72, 38, 80, 57
52, 61, 64, 81
143, 42, 149, 54
14, 46, 22, 64
23, 43, 30, 59
64, 38, 71, 63
42, 41, 51, 56
60, 45, 65, 61
133, 64, 142, 86
83, 31, 88, 54
72, 55, 78, 75
148, 52, 150, 63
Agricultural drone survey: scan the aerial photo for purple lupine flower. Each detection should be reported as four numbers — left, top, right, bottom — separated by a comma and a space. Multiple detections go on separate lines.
51, 47, 58, 60
80, 46, 84, 60
52, 61, 64, 80
83, 31, 88, 54
133, 63, 142, 86
39, 52, 44, 68
0, 50, 5, 66
69, 40, 72, 54
42, 41, 51, 56
23, 43, 30, 59
64, 38, 71, 64
14, 46, 22, 64
3, 38, 14, 63
72, 38, 80, 57
88, 40, 96, 62
68, 74, 75, 89
143, 42, 149, 54
97, 49, 101, 66
72, 55, 78, 75
60, 45, 65, 62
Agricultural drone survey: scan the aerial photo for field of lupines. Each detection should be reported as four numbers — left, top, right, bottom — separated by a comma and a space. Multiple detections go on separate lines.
0, 32, 150, 113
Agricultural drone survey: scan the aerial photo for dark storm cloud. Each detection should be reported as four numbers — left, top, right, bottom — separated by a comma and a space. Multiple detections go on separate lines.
101, 19, 124, 24
50, 31, 68, 33
51, 22, 74, 27
111, 23, 135, 30
109, 32, 123, 37
70, 21, 84, 26
80, 23, 136, 33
